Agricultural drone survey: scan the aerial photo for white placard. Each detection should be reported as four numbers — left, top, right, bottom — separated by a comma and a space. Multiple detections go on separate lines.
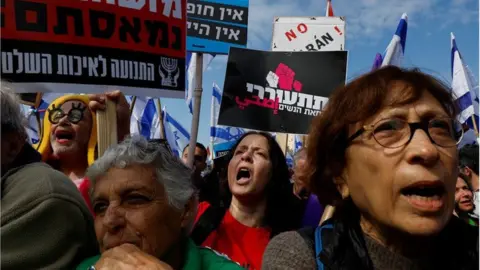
271, 16, 346, 52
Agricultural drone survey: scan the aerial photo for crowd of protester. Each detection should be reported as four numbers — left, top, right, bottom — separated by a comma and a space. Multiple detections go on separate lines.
1, 66, 479, 270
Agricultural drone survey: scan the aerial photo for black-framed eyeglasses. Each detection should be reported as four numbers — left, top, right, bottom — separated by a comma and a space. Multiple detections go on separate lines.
48, 104, 87, 124
348, 117, 464, 148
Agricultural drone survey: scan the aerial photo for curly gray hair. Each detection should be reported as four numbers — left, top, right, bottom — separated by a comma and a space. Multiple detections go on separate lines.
86, 135, 196, 214
1, 82, 26, 136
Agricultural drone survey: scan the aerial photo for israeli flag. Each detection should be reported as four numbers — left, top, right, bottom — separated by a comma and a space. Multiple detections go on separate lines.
129, 96, 162, 139
211, 82, 223, 131
372, 53, 383, 71
382, 13, 408, 67
451, 32, 479, 130
286, 151, 294, 170
24, 93, 63, 145
209, 82, 277, 158
185, 52, 215, 114
26, 110, 41, 145
209, 83, 247, 158
294, 135, 303, 153
466, 66, 480, 103
162, 107, 191, 158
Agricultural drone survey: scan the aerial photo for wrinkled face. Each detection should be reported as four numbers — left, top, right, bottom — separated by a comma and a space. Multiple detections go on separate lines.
182, 146, 207, 174
455, 177, 474, 213
228, 134, 272, 199
293, 158, 308, 197
92, 165, 189, 259
342, 90, 458, 237
293, 158, 307, 186
49, 100, 92, 158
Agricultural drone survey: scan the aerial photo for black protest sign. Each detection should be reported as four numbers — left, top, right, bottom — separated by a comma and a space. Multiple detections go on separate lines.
218, 47, 347, 134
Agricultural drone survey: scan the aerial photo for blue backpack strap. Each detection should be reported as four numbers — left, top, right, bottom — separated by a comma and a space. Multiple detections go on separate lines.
314, 223, 334, 270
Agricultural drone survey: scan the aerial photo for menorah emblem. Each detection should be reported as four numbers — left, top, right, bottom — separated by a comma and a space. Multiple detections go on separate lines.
159, 57, 180, 87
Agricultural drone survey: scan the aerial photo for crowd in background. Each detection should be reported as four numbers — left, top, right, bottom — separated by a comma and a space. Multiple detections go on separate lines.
1, 66, 479, 270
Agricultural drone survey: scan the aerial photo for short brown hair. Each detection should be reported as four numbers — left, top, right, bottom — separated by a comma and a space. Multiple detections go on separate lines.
302, 66, 458, 207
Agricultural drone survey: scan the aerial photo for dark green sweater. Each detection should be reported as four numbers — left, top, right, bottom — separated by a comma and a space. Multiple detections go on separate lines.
1, 144, 99, 270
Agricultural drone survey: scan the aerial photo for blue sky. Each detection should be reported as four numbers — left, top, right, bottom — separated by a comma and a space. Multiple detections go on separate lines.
161, 0, 479, 147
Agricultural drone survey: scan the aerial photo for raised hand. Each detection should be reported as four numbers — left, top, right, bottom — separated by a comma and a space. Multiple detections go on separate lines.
266, 71, 279, 88
88, 90, 130, 142
275, 63, 295, 91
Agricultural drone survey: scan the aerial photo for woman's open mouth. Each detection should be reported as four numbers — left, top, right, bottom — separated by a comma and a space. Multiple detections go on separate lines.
401, 181, 446, 213
54, 130, 75, 144
236, 168, 252, 185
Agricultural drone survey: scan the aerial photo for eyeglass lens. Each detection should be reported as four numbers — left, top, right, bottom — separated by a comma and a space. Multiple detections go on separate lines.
372, 118, 462, 148
50, 109, 84, 124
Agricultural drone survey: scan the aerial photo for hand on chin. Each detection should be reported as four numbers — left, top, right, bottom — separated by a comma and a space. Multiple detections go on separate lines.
95, 243, 173, 270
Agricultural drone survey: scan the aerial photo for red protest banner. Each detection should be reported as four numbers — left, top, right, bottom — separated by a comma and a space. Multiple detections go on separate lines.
1, 0, 186, 97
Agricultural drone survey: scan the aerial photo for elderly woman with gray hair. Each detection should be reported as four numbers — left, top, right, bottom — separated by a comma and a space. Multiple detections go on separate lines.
292, 148, 324, 227
76, 136, 242, 270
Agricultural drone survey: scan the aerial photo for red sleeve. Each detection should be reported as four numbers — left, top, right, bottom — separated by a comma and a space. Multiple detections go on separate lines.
78, 177, 95, 217
194, 201, 211, 224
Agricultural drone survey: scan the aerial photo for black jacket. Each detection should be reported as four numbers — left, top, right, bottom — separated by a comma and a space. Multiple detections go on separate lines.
315, 211, 479, 270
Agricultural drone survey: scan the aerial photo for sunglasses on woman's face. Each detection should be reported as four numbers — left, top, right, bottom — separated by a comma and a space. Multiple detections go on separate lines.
48, 103, 87, 124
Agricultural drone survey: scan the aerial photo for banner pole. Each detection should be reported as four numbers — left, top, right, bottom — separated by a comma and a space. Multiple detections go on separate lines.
35, 109, 42, 139
155, 98, 166, 140
471, 115, 479, 137
210, 86, 216, 160
129, 96, 137, 116
187, 53, 204, 168
96, 100, 118, 157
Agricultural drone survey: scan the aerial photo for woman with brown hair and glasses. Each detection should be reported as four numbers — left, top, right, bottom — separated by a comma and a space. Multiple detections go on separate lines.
262, 66, 478, 270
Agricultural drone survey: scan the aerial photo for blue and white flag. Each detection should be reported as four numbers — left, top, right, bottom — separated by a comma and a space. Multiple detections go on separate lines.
24, 93, 63, 145
372, 53, 383, 71
465, 66, 479, 103
162, 107, 191, 158
294, 135, 303, 153
185, 52, 215, 114
210, 82, 223, 133
129, 96, 162, 140
26, 111, 41, 145
451, 32, 479, 131
209, 83, 277, 155
209, 83, 247, 158
286, 151, 294, 170
382, 13, 408, 67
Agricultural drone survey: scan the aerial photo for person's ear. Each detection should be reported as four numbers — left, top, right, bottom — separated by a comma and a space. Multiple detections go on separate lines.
180, 195, 197, 233
2, 132, 26, 164
464, 167, 473, 177
333, 174, 350, 199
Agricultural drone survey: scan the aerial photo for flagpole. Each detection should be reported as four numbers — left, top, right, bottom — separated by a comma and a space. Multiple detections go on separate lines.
129, 96, 137, 116
325, 0, 330, 17
155, 98, 166, 139
471, 115, 479, 137
210, 85, 216, 160
187, 53, 204, 168
35, 109, 42, 138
